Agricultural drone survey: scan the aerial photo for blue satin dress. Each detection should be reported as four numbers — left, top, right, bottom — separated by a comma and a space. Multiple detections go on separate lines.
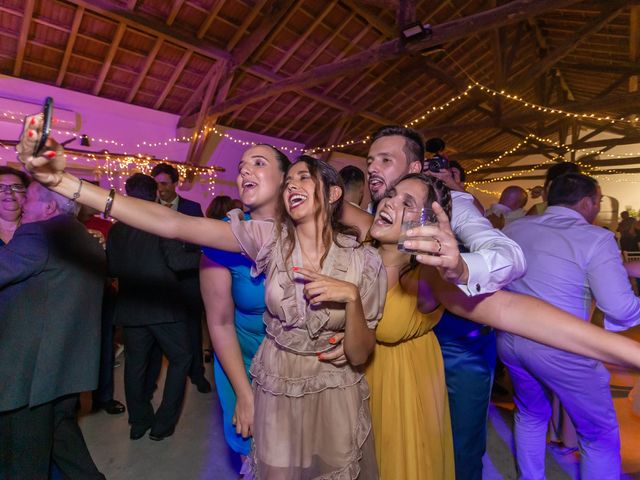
202, 214, 266, 456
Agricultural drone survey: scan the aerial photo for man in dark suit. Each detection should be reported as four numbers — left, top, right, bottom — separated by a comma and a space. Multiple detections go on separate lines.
0, 182, 106, 480
108, 173, 192, 441
150, 163, 210, 393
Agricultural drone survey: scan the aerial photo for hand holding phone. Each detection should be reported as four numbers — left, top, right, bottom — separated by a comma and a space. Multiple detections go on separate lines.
33, 97, 53, 157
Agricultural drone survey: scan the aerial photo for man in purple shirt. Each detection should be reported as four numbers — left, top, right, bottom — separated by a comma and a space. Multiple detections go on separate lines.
499, 173, 640, 480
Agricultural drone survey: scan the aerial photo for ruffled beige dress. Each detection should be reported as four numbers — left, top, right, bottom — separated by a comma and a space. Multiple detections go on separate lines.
228, 212, 387, 480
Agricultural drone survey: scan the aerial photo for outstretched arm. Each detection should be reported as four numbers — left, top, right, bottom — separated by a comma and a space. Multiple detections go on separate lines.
17, 114, 240, 252
426, 270, 640, 368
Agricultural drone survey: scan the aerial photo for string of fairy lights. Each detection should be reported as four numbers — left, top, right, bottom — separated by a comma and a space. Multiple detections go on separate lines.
2, 78, 640, 193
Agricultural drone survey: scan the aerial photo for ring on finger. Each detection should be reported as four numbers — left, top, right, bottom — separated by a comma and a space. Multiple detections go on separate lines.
434, 238, 442, 253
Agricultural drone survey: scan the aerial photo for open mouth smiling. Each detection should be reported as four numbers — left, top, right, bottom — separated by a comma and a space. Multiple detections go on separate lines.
288, 193, 307, 209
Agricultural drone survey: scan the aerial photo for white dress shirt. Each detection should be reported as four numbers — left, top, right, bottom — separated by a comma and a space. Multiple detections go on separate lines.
503, 205, 640, 332
450, 191, 527, 296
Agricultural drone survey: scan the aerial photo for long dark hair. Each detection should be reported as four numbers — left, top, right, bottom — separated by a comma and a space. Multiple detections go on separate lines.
277, 155, 360, 267
378, 173, 452, 273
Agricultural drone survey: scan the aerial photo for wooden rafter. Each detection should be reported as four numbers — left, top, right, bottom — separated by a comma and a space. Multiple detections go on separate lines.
458, 133, 640, 161
13, 0, 35, 77
179, 63, 219, 116
56, 5, 84, 86
182, 0, 298, 124
226, 0, 270, 51
93, 22, 126, 96
276, 100, 318, 138
396, 0, 417, 29
65, 0, 231, 62
126, 37, 163, 103
263, 97, 302, 131
271, 0, 338, 72
513, 4, 627, 93
231, 0, 299, 66
192, 0, 583, 123
154, 49, 193, 109
186, 61, 228, 164
342, 0, 395, 37
197, 0, 225, 39
421, 89, 640, 139
167, 0, 186, 26
630, 6, 640, 92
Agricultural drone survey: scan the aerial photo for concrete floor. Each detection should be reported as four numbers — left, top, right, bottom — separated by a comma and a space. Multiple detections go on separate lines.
80, 349, 640, 480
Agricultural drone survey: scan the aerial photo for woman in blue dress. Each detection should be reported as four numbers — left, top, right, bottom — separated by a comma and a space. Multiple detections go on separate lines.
200, 144, 290, 461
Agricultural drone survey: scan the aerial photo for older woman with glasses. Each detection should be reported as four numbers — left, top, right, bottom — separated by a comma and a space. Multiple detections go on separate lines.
0, 166, 29, 245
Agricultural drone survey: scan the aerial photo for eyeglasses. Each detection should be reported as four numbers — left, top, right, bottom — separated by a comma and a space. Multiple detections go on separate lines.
0, 184, 27, 194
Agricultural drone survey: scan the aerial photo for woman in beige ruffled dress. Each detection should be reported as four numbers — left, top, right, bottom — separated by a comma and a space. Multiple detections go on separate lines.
18, 115, 386, 479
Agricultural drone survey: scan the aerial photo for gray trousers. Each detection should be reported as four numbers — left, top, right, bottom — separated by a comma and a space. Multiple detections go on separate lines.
497, 332, 620, 480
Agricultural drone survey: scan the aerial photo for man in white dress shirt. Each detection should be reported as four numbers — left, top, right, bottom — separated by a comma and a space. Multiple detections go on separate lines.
500, 173, 640, 480
343, 125, 525, 480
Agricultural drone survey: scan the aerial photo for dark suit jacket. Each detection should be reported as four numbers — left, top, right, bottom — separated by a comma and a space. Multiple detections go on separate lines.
177, 196, 203, 218
0, 215, 106, 412
173, 196, 204, 312
107, 222, 189, 327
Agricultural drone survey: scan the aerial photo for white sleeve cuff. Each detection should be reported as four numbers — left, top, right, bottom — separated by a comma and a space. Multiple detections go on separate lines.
456, 252, 490, 297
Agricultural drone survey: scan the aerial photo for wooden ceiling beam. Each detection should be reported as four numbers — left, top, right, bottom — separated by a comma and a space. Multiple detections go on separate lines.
179, 62, 219, 115
422, 89, 640, 138
396, 0, 417, 29
271, 0, 337, 72
13, 0, 35, 77
196, 0, 583, 120
559, 61, 640, 75
93, 22, 126, 96
196, 0, 225, 39
154, 49, 193, 109
231, 0, 298, 66
226, 0, 270, 51
630, 6, 640, 92
354, 0, 398, 8
186, 61, 227, 164
342, 0, 395, 37
297, 12, 356, 72
65, 0, 231, 62
167, 0, 186, 26
512, 4, 628, 93
126, 37, 163, 103
263, 97, 302, 131
458, 134, 640, 161
243, 96, 281, 130
276, 100, 318, 138
56, 5, 84, 86
470, 155, 640, 177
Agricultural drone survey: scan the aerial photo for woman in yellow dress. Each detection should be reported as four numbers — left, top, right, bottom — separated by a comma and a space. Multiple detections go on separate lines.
365, 173, 455, 480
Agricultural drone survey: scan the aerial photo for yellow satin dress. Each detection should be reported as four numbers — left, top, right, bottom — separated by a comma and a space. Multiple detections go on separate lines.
365, 268, 455, 480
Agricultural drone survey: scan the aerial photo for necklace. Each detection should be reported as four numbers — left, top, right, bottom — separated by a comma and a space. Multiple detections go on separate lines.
299, 246, 321, 272
383, 263, 408, 269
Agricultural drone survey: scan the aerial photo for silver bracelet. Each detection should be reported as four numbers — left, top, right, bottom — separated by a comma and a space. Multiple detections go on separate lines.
103, 189, 115, 219
72, 179, 84, 202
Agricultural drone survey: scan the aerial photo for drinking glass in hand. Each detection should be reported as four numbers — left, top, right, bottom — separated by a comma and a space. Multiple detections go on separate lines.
398, 207, 437, 253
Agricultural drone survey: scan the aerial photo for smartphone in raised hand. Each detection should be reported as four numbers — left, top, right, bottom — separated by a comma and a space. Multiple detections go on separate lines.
33, 96, 53, 157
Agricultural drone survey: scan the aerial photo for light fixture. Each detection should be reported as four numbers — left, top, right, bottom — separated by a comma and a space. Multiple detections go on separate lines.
400, 22, 432, 43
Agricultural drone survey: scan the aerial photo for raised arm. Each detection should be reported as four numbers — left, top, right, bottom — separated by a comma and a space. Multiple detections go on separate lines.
17, 114, 240, 252
340, 202, 373, 241
200, 255, 254, 438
